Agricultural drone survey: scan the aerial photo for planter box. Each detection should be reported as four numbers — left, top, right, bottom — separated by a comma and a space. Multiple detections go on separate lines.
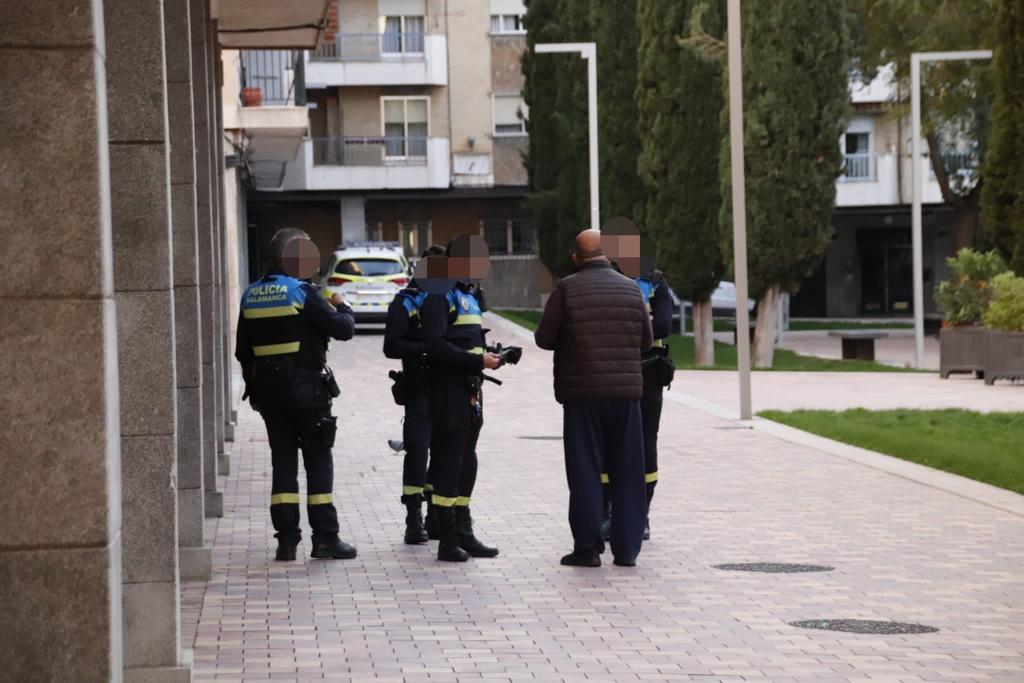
984, 330, 1024, 385
939, 327, 987, 379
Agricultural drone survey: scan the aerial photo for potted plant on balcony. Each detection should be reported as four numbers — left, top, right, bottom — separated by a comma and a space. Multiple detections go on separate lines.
982, 271, 1024, 385
935, 248, 1007, 378
242, 86, 262, 107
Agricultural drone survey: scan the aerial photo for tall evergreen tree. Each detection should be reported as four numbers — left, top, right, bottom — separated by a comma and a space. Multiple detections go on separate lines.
636, 0, 725, 366
981, 0, 1024, 274
719, 0, 851, 367
593, 0, 644, 224
522, 0, 571, 275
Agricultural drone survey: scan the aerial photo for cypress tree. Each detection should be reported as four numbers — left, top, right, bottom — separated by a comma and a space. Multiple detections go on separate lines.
593, 0, 644, 224
719, 0, 851, 367
636, 0, 725, 365
522, 0, 571, 275
981, 0, 1024, 274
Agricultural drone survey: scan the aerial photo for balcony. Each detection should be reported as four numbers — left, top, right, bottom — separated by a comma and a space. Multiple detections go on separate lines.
226, 50, 310, 190
835, 152, 945, 207
305, 33, 448, 87
282, 136, 451, 191
839, 153, 876, 182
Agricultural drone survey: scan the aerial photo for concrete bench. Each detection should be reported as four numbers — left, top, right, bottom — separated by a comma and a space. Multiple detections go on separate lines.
829, 330, 889, 361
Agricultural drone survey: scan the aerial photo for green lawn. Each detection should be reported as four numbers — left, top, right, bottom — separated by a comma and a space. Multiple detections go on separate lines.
759, 409, 1024, 494
493, 309, 916, 372
685, 319, 912, 333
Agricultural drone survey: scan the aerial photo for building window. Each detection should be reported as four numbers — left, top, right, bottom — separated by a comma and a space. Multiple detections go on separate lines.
493, 94, 528, 136
382, 97, 429, 159
482, 219, 535, 255
841, 131, 873, 180
380, 15, 425, 54
490, 14, 525, 35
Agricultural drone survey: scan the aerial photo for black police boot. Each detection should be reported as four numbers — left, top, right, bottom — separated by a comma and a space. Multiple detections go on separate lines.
275, 541, 297, 562
455, 507, 499, 558
404, 499, 429, 545
311, 537, 357, 560
435, 508, 469, 563
424, 498, 440, 540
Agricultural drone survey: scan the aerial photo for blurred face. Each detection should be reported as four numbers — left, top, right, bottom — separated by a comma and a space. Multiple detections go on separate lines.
281, 238, 320, 280
413, 255, 452, 294
447, 234, 491, 283
603, 233, 642, 277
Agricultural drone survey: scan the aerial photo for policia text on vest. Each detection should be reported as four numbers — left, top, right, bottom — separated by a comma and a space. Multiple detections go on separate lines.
235, 268, 359, 562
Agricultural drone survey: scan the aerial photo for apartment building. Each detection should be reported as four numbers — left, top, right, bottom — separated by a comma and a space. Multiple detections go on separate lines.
234, 0, 539, 304
795, 67, 971, 318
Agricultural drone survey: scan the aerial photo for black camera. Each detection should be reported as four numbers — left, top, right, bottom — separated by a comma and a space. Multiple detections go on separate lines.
491, 343, 523, 366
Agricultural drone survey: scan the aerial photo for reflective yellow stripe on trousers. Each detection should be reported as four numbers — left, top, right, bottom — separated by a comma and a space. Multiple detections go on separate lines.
271, 492, 300, 505
307, 493, 333, 505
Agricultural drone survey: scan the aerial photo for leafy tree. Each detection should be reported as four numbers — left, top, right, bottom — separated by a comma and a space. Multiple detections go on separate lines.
981, 0, 1024, 274
593, 0, 644, 224
636, 0, 725, 365
852, 0, 997, 250
718, 0, 852, 367
523, 0, 573, 275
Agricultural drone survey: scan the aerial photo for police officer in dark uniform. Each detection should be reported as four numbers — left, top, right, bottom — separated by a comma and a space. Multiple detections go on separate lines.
383, 245, 446, 545
420, 238, 504, 562
235, 228, 358, 562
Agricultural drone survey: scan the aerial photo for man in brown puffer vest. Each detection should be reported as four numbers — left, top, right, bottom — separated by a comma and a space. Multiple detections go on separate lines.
535, 230, 653, 567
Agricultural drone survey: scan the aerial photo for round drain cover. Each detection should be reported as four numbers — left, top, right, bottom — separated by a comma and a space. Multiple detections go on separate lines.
713, 563, 833, 573
790, 619, 939, 635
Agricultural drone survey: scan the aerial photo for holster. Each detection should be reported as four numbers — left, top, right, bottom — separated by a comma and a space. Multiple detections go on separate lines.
389, 370, 406, 406
300, 415, 337, 450
642, 345, 675, 388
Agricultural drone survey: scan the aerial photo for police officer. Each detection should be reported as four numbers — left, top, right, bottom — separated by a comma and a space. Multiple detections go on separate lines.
235, 228, 358, 562
420, 237, 503, 562
383, 245, 446, 545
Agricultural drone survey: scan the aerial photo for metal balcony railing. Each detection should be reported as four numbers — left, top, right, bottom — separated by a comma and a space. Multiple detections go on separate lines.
240, 50, 305, 106
311, 32, 426, 62
840, 152, 875, 181
311, 137, 428, 166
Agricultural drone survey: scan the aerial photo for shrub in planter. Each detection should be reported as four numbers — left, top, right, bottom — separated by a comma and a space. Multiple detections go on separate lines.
982, 272, 1024, 385
935, 248, 1008, 326
936, 249, 1008, 378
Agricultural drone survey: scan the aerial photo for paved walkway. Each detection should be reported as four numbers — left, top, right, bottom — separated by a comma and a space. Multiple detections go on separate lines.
183, 314, 1024, 682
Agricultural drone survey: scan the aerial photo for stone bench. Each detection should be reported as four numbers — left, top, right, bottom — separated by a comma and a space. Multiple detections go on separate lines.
829, 330, 889, 361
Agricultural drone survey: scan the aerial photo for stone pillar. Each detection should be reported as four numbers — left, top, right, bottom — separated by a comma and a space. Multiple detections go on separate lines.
341, 196, 368, 242
166, 0, 212, 581
216, 42, 238, 450
0, 5, 124, 678
104, 0, 190, 679
190, 0, 222, 518
206, 15, 228, 479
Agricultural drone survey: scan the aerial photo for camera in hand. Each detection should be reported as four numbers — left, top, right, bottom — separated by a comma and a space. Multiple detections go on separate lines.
492, 343, 523, 366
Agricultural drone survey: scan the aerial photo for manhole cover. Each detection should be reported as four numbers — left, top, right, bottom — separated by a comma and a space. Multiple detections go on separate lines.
790, 619, 939, 635
517, 436, 562, 440
713, 563, 833, 573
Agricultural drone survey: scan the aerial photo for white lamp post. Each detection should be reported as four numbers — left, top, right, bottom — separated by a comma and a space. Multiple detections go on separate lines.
534, 42, 600, 231
726, 0, 753, 420
910, 50, 991, 368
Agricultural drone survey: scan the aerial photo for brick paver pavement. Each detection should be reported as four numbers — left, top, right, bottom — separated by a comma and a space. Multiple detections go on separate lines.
183, 314, 1024, 682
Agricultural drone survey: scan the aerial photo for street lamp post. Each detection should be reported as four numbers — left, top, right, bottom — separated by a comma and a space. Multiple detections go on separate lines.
726, 0, 753, 420
910, 50, 991, 369
535, 42, 600, 231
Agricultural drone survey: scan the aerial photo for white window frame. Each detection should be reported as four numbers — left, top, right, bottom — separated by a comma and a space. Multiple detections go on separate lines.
380, 96, 431, 160
490, 14, 526, 35
379, 15, 426, 56
492, 93, 528, 138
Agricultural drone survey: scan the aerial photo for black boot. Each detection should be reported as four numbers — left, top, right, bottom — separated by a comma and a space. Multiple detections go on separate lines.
455, 507, 499, 558
436, 507, 469, 562
404, 498, 429, 545
424, 497, 440, 540
311, 538, 357, 560
275, 541, 297, 562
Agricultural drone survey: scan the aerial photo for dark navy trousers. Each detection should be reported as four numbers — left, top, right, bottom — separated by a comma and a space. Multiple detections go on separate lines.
563, 399, 646, 561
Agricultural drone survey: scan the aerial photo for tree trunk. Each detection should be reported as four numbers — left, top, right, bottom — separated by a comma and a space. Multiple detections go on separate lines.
692, 298, 715, 366
752, 284, 781, 368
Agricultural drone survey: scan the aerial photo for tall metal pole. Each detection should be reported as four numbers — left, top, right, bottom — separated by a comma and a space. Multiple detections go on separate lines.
910, 54, 925, 369
584, 45, 600, 231
727, 0, 752, 420
909, 50, 991, 369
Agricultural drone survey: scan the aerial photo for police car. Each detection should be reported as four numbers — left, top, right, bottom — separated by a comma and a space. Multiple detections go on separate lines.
321, 242, 412, 323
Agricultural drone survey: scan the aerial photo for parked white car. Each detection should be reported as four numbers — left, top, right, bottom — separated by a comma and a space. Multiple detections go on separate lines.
321, 242, 411, 323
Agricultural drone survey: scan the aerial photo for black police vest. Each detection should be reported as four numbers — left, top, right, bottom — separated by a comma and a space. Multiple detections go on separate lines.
240, 273, 328, 366
444, 286, 485, 357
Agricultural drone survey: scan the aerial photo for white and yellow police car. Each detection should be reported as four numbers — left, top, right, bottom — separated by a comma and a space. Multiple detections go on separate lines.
321, 242, 411, 323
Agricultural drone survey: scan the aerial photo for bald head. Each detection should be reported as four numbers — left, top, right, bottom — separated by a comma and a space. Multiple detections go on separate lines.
573, 230, 605, 263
